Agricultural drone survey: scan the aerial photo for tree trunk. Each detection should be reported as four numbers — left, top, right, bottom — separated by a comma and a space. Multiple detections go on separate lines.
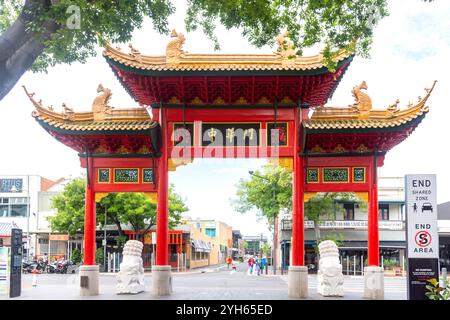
140, 223, 155, 240
0, 0, 58, 101
314, 221, 321, 243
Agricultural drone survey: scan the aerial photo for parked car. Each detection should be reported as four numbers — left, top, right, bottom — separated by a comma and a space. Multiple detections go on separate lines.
421, 202, 433, 212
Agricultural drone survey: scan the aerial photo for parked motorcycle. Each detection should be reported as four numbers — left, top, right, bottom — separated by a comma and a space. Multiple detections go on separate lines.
22, 260, 46, 274
47, 260, 73, 274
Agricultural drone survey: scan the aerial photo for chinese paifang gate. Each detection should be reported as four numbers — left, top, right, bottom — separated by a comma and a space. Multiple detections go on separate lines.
25, 30, 436, 298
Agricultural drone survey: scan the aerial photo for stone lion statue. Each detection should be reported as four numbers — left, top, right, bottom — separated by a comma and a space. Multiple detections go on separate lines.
116, 240, 145, 294
317, 240, 344, 297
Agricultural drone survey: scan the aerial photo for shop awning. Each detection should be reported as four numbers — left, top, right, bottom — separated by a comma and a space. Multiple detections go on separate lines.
203, 241, 211, 253
191, 239, 212, 253
0, 222, 19, 238
191, 239, 203, 252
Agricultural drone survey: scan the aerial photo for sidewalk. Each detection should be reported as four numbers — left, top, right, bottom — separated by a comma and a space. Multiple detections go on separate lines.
100, 263, 228, 276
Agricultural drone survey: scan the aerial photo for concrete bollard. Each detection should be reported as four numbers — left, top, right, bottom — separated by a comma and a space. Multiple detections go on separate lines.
288, 266, 308, 298
79, 265, 100, 296
152, 265, 172, 296
363, 266, 384, 300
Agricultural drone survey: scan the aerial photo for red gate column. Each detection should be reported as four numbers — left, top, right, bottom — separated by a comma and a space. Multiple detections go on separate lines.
156, 125, 169, 266
83, 181, 96, 265
367, 156, 379, 266
363, 153, 384, 299
291, 150, 304, 266
79, 155, 99, 296
288, 106, 308, 298
152, 106, 172, 296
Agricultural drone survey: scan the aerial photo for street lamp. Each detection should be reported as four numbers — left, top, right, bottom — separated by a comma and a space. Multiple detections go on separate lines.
248, 170, 277, 275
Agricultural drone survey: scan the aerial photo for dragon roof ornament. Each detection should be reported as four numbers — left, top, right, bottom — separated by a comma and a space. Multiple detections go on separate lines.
23, 85, 153, 131
103, 31, 352, 71
305, 80, 437, 129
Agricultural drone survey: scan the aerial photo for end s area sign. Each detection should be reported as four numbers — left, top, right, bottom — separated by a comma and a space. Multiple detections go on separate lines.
405, 174, 439, 300
406, 175, 438, 258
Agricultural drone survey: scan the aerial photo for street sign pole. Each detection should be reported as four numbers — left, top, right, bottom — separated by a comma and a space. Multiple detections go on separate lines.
10, 228, 22, 298
405, 174, 439, 300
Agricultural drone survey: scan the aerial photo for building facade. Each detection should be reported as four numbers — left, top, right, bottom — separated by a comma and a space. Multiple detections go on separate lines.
0, 175, 70, 260
243, 235, 268, 257
279, 176, 406, 274
232, 230, 245, 260
437, 201, 450, 270
182, 219, 233, 269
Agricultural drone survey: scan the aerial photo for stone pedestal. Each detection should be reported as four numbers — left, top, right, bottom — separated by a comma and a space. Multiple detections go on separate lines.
152, 265, 172, 296
288, 266, 308, 298
79, 265, 99, 296
363, 266, 384, 300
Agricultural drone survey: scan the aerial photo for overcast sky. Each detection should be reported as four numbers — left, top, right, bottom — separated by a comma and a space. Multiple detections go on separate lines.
0, 1, 448, 239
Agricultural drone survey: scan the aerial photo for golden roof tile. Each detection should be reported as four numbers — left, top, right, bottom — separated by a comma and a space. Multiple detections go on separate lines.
103, 31, 352, 72
23, 86, 154, 132
304, 81, 436, 130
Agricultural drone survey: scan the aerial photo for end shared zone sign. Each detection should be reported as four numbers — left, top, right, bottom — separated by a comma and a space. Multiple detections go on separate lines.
405, 174, 439, 300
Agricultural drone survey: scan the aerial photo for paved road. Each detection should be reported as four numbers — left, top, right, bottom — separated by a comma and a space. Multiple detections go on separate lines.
2, 263, 406, 300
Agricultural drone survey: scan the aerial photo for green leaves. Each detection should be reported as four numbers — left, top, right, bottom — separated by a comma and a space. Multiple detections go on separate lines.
427, 278, 438, 287
18, 0, 175, 72
2, 0, 389, 74
49, 178, 187, 237
425, 277, 450, 300
233, 164, 292, 223
0, 0, 21, 33
186, 0, 389, 70
49, 178, 87, 236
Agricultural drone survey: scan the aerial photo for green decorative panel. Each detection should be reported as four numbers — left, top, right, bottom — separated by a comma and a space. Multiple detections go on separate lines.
307, 168, 319, 183
323, 168, 349, 183
143, 169, 154, 183
114, 169, 139, 183
353, 168, 365, 182
98, 169, 110, 183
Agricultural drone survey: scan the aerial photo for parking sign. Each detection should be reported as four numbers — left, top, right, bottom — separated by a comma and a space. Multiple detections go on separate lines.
405, 175, 438, 258
405, 174, 439, 300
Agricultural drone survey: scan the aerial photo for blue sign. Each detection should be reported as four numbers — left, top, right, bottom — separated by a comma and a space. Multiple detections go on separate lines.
0, 179, 23, 193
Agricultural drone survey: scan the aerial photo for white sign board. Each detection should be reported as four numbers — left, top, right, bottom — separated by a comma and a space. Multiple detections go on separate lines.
405, 174, 438, 258
0, 247, 9, 295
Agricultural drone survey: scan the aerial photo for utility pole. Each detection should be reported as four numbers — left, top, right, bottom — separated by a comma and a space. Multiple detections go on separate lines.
103, 206, 107, 272
260, 233, 263, 259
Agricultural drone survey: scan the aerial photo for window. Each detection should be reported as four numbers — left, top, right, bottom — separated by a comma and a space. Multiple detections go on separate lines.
343, 203, 355, 220
0, 205, 8, 217
10, 204, 27, 217
205, 228, 216, 237
0, 197, 28, 217
379, 204, 389, 220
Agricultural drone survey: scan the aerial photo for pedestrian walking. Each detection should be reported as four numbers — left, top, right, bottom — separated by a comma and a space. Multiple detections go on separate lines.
42, 253, 48, 273
254, 256, 261, 276
261, 256, 267, 274
227, 256, 232, 269
247, 256, 254, 275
